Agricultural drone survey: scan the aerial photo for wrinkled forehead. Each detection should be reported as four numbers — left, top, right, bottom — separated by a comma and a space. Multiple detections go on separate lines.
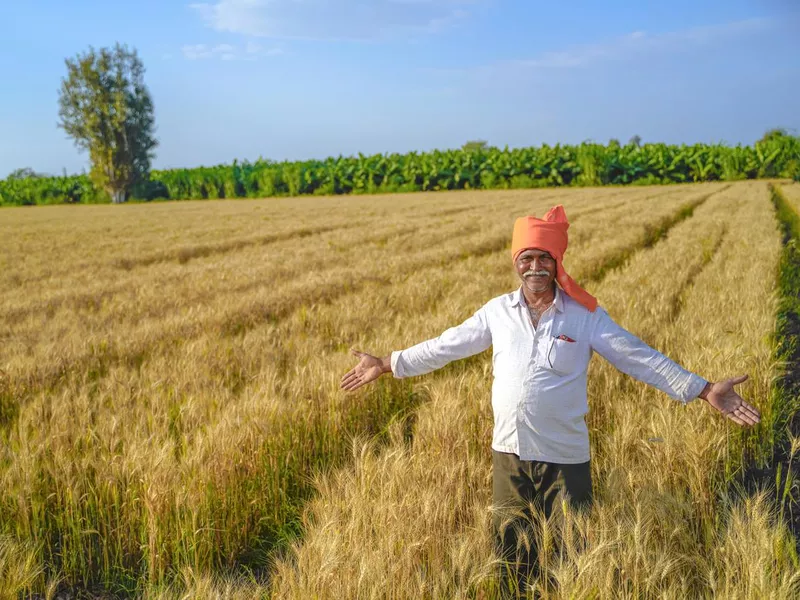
516, 248, 554, 260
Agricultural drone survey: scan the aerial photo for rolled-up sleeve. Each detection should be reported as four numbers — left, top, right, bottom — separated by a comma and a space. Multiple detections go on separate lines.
391, 306, 492, 378
589, 307, 707, 403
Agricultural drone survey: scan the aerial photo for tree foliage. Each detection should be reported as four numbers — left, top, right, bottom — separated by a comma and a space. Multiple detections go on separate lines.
58, 43, 157, 203
462, 140, 490, 152
6, 167, 45, 180
759, 128, 794, 144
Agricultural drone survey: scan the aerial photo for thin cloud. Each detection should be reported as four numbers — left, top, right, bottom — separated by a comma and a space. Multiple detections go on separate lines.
511, 17, 774, 70
414, 16, 778, 97
181, 42, 283, 61
189, 0, 479, 42
182, 44, 213, 60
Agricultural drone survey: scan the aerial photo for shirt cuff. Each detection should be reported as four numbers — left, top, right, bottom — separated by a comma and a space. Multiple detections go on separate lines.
681, 373, 708, 404
390, 350, 405, 378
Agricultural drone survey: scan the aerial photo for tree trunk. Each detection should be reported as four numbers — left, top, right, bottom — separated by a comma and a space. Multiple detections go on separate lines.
112, 190, 125, 204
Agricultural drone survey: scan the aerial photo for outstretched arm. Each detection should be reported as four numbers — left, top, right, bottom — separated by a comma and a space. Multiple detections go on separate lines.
340, 306, 492, 392
590, 307, 760, 427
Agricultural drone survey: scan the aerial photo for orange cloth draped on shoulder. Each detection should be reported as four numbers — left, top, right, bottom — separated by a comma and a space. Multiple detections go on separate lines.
511, 204, 598, 312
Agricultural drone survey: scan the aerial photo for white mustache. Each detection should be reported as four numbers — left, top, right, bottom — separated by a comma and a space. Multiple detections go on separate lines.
524, 270, 550, 278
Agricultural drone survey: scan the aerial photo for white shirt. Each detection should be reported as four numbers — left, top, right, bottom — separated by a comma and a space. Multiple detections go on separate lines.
390, 286, 707, 464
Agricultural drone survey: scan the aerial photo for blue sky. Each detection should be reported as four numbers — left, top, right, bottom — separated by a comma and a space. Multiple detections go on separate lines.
2, 0, 799, 177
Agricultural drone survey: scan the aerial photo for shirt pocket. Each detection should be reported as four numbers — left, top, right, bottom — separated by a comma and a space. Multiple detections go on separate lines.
542, 336, 584, 376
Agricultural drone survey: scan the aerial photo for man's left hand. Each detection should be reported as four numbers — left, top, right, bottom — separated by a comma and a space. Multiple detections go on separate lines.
699, 375, 761, 427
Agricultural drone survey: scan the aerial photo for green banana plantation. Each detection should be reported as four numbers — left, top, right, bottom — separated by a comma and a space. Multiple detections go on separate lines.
2, 137, 799, 206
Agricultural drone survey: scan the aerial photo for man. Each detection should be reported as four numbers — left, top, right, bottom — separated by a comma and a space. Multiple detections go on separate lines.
339, 205, 761, 597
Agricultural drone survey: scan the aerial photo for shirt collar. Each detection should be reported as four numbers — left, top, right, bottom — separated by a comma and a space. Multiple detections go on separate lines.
512, 285, 565, 313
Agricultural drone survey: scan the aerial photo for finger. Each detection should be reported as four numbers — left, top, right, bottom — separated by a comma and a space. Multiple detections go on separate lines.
340, 373, 360, 388
742, 400, 760, 413
730, 400, 759, 419
340, 372, 361, 387
740, 408, 761, 425
342, 378, 365, 392
341, 375, 361, 390
740, 402, 761, 420
731, 404, 752, 423
740, 412, 759, 426
350, 349, 364, 358
726, 412, 747, 427
730, 374, 749, 386
340, 368, 357, 382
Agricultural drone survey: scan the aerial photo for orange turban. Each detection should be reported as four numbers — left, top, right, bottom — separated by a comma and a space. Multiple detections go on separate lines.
511, 205, 598, 312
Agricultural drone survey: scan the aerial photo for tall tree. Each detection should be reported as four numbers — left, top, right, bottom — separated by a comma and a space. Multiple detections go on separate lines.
58, 43, 157, 203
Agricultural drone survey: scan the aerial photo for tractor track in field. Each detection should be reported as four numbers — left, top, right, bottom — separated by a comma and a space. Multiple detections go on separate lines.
667, 223, 728, 321
112, 223, 362, 270
568, 185, 692, 221
579, 186, 728, 287
0, 221, 365, 291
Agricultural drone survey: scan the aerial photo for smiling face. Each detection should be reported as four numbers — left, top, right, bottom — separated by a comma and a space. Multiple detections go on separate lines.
515, 248, 557, 294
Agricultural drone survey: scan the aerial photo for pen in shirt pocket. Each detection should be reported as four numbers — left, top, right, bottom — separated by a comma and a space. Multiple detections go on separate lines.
555, 334, 576, 343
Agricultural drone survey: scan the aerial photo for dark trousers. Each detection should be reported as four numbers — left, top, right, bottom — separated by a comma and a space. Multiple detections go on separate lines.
492, 450, 593, 598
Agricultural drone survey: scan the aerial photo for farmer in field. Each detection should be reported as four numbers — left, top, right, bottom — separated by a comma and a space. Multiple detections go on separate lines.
340, 204, 761, 596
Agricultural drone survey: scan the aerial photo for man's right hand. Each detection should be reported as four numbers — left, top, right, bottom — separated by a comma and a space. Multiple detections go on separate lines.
340, 349, 391, 392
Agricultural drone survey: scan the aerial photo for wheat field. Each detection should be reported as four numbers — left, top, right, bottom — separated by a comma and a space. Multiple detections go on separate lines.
1, 182, 798, 599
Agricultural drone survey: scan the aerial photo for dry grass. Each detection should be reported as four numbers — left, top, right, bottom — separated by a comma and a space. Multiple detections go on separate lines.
0, 536, 42, 599
2, 182, 795, 598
